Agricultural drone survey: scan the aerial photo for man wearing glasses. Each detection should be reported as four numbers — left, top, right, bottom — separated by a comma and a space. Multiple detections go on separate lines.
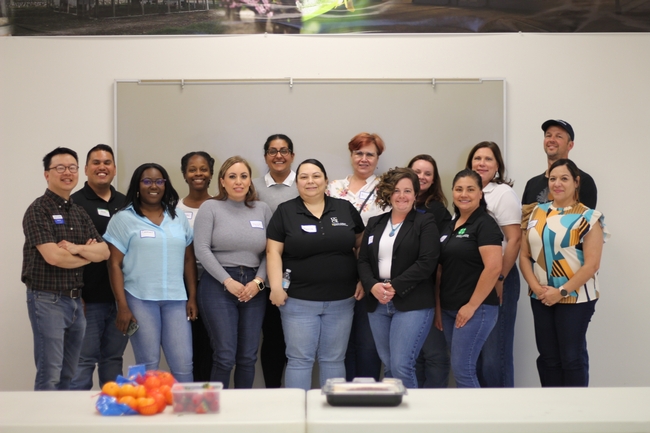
252, 134, 298, 388
22, 147, 109, 390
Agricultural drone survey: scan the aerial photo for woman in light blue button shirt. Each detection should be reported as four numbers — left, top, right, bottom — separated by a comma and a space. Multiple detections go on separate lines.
105, 163, 197, 382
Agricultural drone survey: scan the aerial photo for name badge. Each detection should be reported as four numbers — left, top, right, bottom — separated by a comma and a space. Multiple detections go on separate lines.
368, 235, 374, 245
184, 211, 193, 220
440, 235, 448, 242
52, 215, 64, 225
140, 230, 156, 238
97, 208, 110, 218
250, 220, 264, 229
527, 219, 538, 230
359, 191, 370, 200
301, 225, 317, 233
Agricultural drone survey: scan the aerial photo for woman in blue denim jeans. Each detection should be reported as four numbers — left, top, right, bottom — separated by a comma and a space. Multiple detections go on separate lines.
520, 159, 608, 387
435, 169, 503, 388
466, 142, 522, 388
358, 167, 440, 389
105, 163, 198, 383
266, 159, 365, 391
193, 156, 272, 388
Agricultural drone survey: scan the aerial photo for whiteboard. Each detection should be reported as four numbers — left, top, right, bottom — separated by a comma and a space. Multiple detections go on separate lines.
115, 79, 505, 198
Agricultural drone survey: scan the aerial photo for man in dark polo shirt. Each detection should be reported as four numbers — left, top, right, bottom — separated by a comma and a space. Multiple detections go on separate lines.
69, 144, 127, 390
22, 147, 109, 390
522, 119, 598, 220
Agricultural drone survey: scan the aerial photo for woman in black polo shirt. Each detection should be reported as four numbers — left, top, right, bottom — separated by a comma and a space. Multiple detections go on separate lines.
436, 169, 503, 388
266, 159, 365, 390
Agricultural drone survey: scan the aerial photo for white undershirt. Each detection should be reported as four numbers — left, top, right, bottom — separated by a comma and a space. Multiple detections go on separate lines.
378, 220, 401, 280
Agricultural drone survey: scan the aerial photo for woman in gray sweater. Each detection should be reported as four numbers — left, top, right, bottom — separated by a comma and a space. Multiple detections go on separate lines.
194, 156, 272, 388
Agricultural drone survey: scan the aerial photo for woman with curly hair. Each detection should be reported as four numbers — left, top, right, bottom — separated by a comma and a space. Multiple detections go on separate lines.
358, 167, 440, 388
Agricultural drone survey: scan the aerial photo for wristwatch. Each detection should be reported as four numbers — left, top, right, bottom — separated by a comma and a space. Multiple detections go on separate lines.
498, 274, 505, 282
254, 278, 266, 291
558, 285, 569, 298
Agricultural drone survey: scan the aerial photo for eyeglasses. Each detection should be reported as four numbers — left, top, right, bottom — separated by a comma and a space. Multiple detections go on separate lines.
48, 164, 79, 174
266, 148, 291, 156
141, 178, 166, 187
353, 151, 377, 159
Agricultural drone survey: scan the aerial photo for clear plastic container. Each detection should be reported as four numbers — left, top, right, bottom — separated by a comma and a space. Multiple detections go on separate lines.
321, 378, 407, 407
171, 382, 223, 414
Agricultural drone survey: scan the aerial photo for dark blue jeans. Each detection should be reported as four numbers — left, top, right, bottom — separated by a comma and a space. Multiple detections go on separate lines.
531, 297, 596, 387
442, 305, 498, 388
198, 267, 266, 389
70, 302, 129, 390
344, 299, 382, 381
477, 265, 520, 387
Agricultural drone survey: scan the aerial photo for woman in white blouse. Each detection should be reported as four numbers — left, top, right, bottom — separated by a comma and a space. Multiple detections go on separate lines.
326, 132, 386, 381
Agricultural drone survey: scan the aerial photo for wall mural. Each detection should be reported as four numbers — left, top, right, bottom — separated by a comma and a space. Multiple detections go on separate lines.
4, 0, 650, 35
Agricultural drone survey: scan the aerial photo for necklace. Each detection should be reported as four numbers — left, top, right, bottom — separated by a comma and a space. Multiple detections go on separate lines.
389, 218, 403, 237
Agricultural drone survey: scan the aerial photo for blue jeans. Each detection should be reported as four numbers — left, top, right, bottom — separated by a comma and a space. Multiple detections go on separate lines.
280, 296, 355, 391
415, 322, 450, 388
344, 299, 382, 381
531, 298, 596, 387
477, 265, 520, 387
368, 302, 433, 389
70, 302, 129, 390
26, 289, 86, 390
198, 267, 266, 389
125, 291, 193, 383
442, 305, 498, 388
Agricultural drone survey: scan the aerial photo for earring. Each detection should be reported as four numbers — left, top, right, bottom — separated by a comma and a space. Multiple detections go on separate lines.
136, 191, 140, 198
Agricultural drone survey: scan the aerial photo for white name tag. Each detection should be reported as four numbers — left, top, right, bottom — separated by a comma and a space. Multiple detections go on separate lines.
368, 235, 374, 245
359, 191, 370, 200
52, 214, 64, 224
301, 225, 317, 233
250, 220, 264, 229
527, 219, 538, 230
97, 208, 110, 217
440, 235, 448, 242
140, 230, 156, 238
184, 211, 193, 220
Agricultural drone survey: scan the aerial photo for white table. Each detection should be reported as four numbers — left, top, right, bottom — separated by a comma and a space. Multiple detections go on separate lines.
0, 388, 305, 433
306, 387, 650, 433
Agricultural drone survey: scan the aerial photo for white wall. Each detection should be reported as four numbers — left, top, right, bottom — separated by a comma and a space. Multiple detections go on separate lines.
1, 32, 648, 390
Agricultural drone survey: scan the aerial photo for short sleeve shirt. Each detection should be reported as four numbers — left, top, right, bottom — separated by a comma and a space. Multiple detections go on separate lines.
22, 189, 103, 292
439, 207, 503, 310
483, 182, 522, 251
267, 196, 364, 301
71, 182, 126, 303
104, 205, 193, 301
326, 175, 386, 225
525, 202, 610, 304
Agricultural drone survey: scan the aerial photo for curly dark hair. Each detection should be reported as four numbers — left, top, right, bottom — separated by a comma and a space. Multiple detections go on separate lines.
375, 167, 420, 211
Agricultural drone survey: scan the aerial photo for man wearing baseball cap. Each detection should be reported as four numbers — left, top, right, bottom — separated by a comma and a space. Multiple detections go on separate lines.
522, 119, 598, 212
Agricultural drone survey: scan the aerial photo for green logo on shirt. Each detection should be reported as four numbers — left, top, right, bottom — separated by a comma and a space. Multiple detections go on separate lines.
458, 228, 466, 235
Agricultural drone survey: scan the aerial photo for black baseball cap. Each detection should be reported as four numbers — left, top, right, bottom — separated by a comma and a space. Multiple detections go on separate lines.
542, 119, 574, 141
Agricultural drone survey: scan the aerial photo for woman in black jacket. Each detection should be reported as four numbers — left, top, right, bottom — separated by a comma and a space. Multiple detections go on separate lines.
358, 167, 440, 388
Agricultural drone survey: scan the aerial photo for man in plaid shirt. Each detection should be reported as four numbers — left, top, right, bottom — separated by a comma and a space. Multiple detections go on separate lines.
22, 147, 109, 390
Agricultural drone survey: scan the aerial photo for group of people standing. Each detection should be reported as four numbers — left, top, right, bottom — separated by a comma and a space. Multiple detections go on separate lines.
22, 119, 608, 392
